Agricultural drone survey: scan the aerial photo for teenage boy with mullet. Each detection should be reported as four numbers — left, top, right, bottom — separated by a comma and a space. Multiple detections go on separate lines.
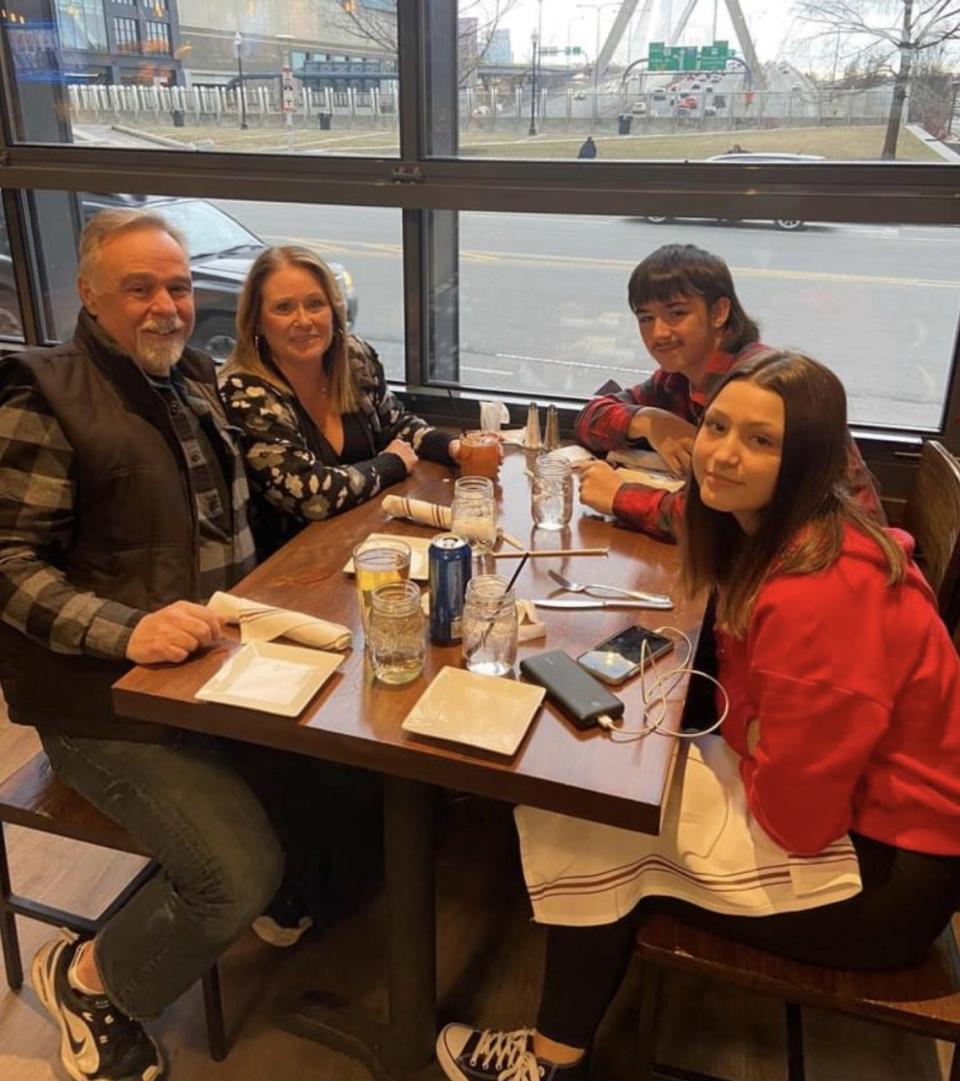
575, 243, 881, 538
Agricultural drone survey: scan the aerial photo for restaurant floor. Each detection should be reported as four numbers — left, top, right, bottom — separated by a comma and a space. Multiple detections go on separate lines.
0, 706, 951, 1081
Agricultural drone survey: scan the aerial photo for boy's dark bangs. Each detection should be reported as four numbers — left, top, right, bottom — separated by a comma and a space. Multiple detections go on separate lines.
630, 266, 706, 311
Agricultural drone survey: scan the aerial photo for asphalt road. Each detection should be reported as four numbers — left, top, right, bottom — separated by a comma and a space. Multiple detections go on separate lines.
215, 199, 960, 431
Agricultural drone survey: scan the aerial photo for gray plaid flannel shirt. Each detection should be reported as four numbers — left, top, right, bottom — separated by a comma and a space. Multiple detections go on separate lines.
0, 371, 255, 662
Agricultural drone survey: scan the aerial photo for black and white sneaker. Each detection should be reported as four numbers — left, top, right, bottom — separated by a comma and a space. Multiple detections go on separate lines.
436, 1024, 588, 1081
251, 888, 314, 948
31, 937, 163, 1081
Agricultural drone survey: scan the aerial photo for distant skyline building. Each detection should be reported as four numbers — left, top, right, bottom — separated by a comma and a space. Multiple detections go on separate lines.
486, 28, 512, 65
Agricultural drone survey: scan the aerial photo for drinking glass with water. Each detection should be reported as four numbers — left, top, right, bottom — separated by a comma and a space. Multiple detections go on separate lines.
462, 574, 518, 676
531, 457, 572, 531
368, 580, 425, 685
451, 476, 497, 554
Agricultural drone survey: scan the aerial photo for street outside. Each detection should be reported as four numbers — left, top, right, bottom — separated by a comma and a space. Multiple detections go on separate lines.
215, 198, 960, 432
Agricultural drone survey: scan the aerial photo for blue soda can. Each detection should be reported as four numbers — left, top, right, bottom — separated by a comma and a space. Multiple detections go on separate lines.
429, 533, 472, 645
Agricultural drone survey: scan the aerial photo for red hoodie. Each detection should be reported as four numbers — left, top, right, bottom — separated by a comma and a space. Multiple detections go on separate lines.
717, 526, 960, 857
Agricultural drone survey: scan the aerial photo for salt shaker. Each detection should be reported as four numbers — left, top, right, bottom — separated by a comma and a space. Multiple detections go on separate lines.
543, 404, 560, 451
525, 401, 542, 450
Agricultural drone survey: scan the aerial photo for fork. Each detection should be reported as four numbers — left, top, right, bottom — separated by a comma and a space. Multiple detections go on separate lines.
548, 569, 670, 604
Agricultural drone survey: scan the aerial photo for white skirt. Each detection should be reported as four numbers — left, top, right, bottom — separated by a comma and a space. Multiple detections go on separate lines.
515, 736, 863, 927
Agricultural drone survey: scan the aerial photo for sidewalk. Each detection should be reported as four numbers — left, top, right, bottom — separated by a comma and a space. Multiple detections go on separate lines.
905, 123, 960, 163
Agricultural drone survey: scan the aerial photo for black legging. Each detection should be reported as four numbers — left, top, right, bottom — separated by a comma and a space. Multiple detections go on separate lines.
536, 833, 960, 1050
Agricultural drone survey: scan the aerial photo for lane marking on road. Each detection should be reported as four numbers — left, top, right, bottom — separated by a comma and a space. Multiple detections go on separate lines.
462, 366, 513, 376
264, 235, 960, 290
495, 352, 645, 375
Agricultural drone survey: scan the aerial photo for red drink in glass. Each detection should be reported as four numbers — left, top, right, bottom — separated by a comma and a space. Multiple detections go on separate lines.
460, 431, 500, 480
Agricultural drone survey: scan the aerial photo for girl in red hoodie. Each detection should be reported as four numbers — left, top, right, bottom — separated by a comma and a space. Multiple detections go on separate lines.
437, 351, 960, 1081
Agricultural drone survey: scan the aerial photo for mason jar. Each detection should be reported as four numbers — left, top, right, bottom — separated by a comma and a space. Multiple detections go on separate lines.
531, 457, 573, 531
461, 574, 518, 677
451, 475, 497, 554
368, 580, 425, 685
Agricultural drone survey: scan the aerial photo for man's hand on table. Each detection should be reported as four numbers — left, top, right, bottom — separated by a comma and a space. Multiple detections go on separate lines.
578, 460, 626, 516
627, 408, 696, 476
126, 601, 225, 665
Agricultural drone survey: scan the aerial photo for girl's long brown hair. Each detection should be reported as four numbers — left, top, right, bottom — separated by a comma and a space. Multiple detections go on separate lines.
681, 351, 904, 637
222, 245, 359, 414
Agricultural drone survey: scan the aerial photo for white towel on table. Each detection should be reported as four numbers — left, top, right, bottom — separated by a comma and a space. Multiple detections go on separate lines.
208, 591, 352, 652
515, 735, 862, 926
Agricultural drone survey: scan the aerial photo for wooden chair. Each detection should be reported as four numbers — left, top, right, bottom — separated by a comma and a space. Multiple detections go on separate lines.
0, 751, 227, 1061
903, 440, 960, 632
634, 910, 960, 1081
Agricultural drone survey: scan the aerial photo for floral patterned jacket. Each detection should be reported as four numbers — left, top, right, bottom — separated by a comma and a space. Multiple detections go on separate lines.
220, 337, 454, 554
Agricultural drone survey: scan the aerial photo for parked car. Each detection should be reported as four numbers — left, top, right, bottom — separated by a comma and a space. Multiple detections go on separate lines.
642, 152, 827, 231
0, 194, 358, 359
652, 89, 667, 102
630, 100, 647, 115
678, 95, 699, 110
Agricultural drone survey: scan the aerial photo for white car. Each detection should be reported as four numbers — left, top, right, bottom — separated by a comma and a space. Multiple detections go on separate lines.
643, 152, 826, 232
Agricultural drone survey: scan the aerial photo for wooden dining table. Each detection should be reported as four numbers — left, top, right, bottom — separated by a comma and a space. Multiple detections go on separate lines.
112, 447, 707, 1080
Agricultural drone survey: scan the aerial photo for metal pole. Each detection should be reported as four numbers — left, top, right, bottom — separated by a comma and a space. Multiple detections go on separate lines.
234, 33, 248, 130
529, 31, 538, 135
286, 58, 294, 151
593, 11, 600, 122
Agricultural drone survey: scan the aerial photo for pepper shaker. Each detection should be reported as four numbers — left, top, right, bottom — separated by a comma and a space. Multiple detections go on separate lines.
525, 401, 542, 450
543, 404, 560, 451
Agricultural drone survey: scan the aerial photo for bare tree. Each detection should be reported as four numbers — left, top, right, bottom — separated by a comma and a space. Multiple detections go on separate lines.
793, 0, 960, 157
330, 1, 521, 88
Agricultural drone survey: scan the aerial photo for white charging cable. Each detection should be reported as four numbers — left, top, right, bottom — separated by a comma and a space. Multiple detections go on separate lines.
595, 624, 730, 743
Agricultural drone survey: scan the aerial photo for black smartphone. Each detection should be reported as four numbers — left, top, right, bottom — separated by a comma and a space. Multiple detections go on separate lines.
577, 624, 674, 686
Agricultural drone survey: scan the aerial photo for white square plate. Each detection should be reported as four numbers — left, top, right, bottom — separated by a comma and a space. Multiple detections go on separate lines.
195, 640, 343, 717
402, 666, 546, 756
342, 533, 434, 582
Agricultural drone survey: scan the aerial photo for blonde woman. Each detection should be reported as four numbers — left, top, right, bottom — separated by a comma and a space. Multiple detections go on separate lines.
222, 245, 460, 553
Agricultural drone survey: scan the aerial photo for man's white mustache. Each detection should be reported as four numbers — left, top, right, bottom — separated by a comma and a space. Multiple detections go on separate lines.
139, 318, 186, 335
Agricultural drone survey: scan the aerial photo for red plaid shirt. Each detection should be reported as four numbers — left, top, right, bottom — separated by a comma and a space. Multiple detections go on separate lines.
574, 343, 882, 542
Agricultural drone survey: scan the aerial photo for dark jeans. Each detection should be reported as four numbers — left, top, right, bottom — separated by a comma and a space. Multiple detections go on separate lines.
221, 740, 384, 923
41, 731, 285, 1021
536, 833, 960, 1051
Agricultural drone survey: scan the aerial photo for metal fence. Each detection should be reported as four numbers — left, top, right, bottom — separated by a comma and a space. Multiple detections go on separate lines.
67, 83, 399, 128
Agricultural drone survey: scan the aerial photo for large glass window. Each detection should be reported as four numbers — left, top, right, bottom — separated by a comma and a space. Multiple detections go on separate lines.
3, 0, 401, 155
56, 0, 108, 52
18, 191, 402, 369
0, 202, 25, 342
455, 212, 960, 431
445, 0, 958, 165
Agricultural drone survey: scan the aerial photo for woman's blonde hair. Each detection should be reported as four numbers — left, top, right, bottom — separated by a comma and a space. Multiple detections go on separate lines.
223, 245, 358, 414
682, 350, 904, 638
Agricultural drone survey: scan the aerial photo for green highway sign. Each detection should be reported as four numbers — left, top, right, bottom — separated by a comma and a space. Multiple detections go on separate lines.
647, 40, 734, 73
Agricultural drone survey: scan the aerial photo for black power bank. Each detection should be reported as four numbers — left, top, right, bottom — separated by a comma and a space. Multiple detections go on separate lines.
520, 650, 625, 731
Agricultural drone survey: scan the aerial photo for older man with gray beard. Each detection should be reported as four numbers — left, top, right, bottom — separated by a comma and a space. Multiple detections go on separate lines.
0, 209, 284, 1081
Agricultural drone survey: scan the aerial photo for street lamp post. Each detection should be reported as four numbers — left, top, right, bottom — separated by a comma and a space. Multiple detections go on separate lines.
233, 32, 248, 130
529, 29, 539, 135
577, 2, 618, 124
275, 33, 295, 152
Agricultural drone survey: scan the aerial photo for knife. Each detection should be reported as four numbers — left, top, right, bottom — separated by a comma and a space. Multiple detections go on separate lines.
534, 596, 673, 611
